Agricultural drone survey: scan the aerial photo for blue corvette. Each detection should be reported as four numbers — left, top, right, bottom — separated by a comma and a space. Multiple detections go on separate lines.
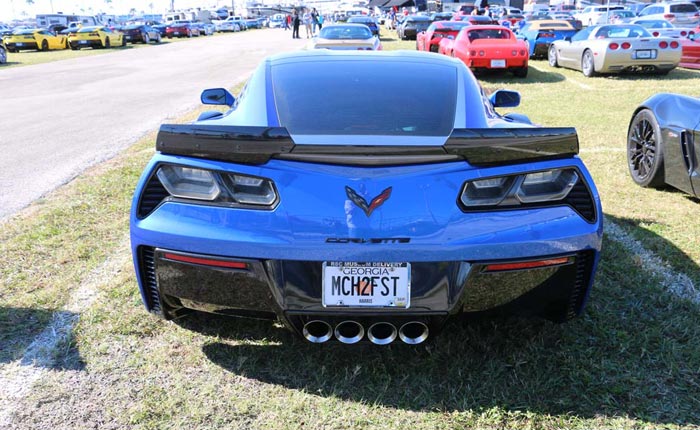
130, 50, 603, 345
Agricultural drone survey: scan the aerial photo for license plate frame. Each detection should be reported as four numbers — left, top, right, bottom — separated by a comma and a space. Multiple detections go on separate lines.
490, 59, 506, 68
635, 49, 654, 59
322, 262, 410, 308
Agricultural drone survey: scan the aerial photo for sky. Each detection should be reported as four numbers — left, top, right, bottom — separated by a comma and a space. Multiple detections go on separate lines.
0, 0, 238, 22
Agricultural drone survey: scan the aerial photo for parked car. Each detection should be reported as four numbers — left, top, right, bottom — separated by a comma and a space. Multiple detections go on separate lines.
0, 44, 6, 64
430, 12, 454, 21
165, 22, 200, 38
416, 21, 471, 52
347, 16, 380, 36
4, 28, 68, 52
517, 19, 579, 58
129, 50, 602, 344
215, 19, 241, 32
574, 5, 625, 26
121, 24, 161, 43
627, 93, 700, 197
309, 24, 382, 50
548, 24, 681, 76
637, 2, 700, 27
448, 25, 529, 77
606, 10, 638, 25
69, 25, 125, 49
398, 15, 432, 40
680, 32, 700, 67
631, 18, 695, 38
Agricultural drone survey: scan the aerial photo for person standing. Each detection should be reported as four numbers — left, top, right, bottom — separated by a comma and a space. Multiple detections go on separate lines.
292, 9, 300, 39
317, 13, 324, 31
303, 8, 313, 38
311, 8, 319, 34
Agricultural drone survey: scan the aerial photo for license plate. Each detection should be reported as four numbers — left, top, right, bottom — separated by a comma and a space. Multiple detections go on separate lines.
16, 42, 23, 46
79, 40, 88, 44
491, 59, 506, 68
174, 32, 180, 35
322, 262, 410, 308
126, 36, 131, 40
635, 49, 653, 59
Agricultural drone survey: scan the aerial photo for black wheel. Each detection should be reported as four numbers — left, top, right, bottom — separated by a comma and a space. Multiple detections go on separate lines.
40, 39, 49, 51
548, 44, 559, 68
581, 49, 596, 77
513, 66, 528, 78
627, 109, 665, 188
121, 36, 127, 47
429, 44, 439, 53
104, 37, 110, 48
0, 47, 6, 64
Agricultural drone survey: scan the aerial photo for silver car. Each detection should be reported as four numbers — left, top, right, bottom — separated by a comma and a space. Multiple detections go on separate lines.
631, 18, 695, 38
637, 2, 700, 27
547, 24, 682, 76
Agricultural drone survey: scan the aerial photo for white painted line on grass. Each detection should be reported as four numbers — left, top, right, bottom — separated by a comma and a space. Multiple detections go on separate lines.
0, 239, 131, 427
604, 217, 699, 304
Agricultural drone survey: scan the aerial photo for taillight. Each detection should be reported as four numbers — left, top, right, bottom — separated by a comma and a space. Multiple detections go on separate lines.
681, 31, 687, 36
609, 42, 619, 50
469, 49, 476, 56
539, 32, 554, 38
659, 40, 668, 48
663, 13, 675, 20
520, 49, 526, 56
621, 42, 631, 49
670, 40, 679, 48
653, 31, 660, 37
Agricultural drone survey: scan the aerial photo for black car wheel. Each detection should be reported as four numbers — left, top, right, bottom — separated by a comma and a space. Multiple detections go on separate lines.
0, 47, 6, 64
40, 39, 49, 51
430, 44, 439, 53
104, 37, 111, 48
548, 44, 559, 68
581, 49, 596, 77
121, 36, 127, 47
627, 109, 665, 188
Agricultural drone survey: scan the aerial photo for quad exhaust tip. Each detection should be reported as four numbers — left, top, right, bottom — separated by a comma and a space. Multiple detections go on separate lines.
399, 321, 429, 345
303, 320, 333, 343
367, 322, 397, 345
334, 320, 365, 344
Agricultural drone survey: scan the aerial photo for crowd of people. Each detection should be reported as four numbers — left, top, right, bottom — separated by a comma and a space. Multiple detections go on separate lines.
283, 7, 325, 38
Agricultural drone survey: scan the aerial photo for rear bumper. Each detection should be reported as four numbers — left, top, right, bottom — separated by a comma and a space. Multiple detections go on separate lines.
5, 42, 37, 50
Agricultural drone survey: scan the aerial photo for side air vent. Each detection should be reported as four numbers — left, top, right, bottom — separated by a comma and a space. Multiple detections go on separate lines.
564, 179, 596, 223
139, 246, 162, 315
137, 173, 169, 218
566, 251, 594, 320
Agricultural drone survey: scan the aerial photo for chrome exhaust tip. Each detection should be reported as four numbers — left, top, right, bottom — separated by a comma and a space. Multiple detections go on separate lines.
303, 320, 333, 343
367, 322, 397, 345
334, 320, 365, 344
399, 321, 429, 345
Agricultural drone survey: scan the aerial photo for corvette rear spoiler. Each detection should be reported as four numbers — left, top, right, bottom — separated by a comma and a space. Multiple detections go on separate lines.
156, 124, 578, 167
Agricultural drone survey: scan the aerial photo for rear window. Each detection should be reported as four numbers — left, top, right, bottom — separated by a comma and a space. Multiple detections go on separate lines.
272, 61, 457, 136
670, 3, 698, 13
319, 26, 372, 39
78, 27, 99, 33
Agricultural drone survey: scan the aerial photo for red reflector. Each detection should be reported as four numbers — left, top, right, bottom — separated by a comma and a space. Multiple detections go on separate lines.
609, 42, 619, 50
670, 41, 679, 48
621, 42, 631, 49
653, 32, 660, 37
663, 13, 675, 20
164, 253, 248, 269
470, 50, 477, 56
681, 31, 687, 36
485, 257, 571, 272
659, 41, 668, 48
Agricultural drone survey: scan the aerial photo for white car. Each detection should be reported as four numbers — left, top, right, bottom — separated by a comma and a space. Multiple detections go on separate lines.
214, 19, 241, 32
632, 18, 696, 38
637, 2, 700, 27
574, 5, 625, 26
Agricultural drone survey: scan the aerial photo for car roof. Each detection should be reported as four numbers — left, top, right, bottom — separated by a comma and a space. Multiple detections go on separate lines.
525, 20, 575, 29
268, 49, 460, 68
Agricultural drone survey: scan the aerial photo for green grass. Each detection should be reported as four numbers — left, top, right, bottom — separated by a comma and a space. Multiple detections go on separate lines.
2, 35, 700, 429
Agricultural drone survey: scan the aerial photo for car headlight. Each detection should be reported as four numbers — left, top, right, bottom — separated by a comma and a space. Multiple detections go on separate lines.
460, 168, 581, 208
155, 164, 277, 208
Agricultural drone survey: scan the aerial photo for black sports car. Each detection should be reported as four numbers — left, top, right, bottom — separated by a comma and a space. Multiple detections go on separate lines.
627, 93, 700, 197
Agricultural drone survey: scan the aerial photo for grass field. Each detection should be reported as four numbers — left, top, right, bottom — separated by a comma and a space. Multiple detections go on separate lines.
1, 33, 699, 429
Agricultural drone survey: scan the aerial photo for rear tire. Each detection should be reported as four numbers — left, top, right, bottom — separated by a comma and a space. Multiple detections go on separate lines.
103, 37, 111, 48
40, 39, 49, 51
513, 66, 528, 78
627, 109, 665, 188
548, 44, 559, 68
121, 36, 127, 47
581, 49, 596, 77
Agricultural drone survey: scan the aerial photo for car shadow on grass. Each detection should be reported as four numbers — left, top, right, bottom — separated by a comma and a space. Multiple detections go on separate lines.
477, 65, 566, 84
596, 67, 700, 81
194, 217, 700, 426
0, 307, 85, 370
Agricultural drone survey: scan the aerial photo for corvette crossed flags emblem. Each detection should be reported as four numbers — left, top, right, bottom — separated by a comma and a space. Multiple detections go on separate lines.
345, 186, 392, 217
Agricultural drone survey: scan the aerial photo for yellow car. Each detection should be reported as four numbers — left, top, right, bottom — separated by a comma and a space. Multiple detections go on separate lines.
4, 28, 69, 52
68, 26, 125, 50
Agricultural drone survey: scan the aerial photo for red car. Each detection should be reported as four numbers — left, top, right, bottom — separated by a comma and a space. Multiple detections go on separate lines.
444, 25, 529, 77
165, 22, 200, 38
416, 21, 471, 52
680, 35, 700, 69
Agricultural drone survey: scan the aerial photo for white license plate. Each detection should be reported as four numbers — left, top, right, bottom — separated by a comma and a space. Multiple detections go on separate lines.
635, 49, 652, 59
174, 32, 180, 35
491, 59, 506, 68
16, 42, 23, 46
126, 36, 131, 40
322, 262, 410, 308
79, 40, 88, 44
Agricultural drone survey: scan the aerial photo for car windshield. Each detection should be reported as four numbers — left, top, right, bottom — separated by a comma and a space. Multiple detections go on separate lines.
272, 61, 457, 136
124, 25, 141, 30
319, 26, 372, 39
468, 28, 511, 39
595, 25, 651, 38
14, 29, 37, 35
670, 3, 698, 13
